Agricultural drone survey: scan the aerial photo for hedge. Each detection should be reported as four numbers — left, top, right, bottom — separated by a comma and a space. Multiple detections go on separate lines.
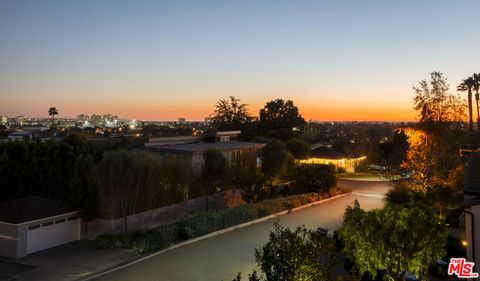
95, 186, 348, 253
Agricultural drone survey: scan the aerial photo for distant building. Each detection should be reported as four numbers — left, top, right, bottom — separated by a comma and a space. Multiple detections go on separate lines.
8, 127, 51, 141
177, 117, 186, 124
77, 113, 118, 128
146, 130, 265, 174
298, 147, 366, 172
16, 116, 25, 126
90, 114, 102, 127
0, 115, 7, 126
204, 117, 213, 125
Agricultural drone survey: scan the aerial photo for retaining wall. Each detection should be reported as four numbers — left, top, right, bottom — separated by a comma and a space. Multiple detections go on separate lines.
81, 189, 245, 239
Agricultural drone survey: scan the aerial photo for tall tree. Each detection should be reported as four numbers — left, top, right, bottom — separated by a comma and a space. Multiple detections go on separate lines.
231, 150, 266, 203
91, 151, 138, 228
413, 71, 466, 133
48, 107, 59, 127
259, 99, 306, 140
474, 73, 480, 132
457, 76, 475, 137
261, 140, 294, 181
203, 148, 229, 209
285, 138, 310, 159
211, 96, 252, 131
339, 202, 447, 281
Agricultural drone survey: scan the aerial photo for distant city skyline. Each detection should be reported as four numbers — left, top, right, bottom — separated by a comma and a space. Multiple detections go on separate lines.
1, 0, 479, 121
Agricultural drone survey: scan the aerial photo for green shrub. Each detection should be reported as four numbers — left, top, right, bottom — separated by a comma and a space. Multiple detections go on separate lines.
289, 164, 337, 194
95, 233, 132, 249
175, 192, 328, 240
94, 190, 348, 253
132, 231, 164, 253
337, 167, 347, 173
176, 205, 255, 240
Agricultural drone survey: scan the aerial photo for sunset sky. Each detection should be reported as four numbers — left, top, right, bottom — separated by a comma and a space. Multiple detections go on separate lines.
1, 0, 480, 121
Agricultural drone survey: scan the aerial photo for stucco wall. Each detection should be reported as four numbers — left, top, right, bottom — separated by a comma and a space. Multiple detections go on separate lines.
81, 189, 245, 240
466, 204, 480, 272
0, 223, 26, 259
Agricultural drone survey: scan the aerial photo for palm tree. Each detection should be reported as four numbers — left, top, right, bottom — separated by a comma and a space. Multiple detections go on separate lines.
458, 77, 475, 138
474, 73, 480, 132
48, 107, 58, 127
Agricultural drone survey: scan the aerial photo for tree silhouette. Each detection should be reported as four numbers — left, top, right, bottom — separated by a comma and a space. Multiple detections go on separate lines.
211, 96, 252, 131
473, 73, 480, 132
202, 148, 229, 210
48, 107, 59, 127
457, 77, 475, 137
413, 72, 466, 133
259, 99, 305, 140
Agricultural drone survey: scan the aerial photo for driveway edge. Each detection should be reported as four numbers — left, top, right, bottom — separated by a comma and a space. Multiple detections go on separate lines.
80, 192, 351, 281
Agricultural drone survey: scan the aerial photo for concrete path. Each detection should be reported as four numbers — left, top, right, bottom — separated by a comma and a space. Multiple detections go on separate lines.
0, 240, 136, 281
94, 180, 391, 281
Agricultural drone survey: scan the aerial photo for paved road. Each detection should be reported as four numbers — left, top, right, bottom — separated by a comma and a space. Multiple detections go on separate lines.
95, 180, 392, 281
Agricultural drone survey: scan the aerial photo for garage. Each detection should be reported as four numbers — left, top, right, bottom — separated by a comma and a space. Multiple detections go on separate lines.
0, 196, 81, 259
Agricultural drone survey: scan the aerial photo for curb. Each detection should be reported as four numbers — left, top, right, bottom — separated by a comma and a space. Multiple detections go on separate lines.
79, 192, 351, 281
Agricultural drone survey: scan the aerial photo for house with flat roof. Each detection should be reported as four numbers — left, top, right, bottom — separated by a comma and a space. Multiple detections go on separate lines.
7, 127, 51, 141
146, 130, 265, 174
298, 147, 366, 172
0, 196, 81, 259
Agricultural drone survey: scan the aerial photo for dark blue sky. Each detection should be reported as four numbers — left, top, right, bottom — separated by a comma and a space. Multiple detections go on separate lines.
1, 0, 479, 120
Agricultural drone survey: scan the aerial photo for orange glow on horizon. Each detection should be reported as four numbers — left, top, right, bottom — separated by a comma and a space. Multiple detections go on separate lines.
61, 102, 416, 122
1, 95, 418, 122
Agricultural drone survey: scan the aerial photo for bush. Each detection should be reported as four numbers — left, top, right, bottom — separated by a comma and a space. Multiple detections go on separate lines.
94, 233, 131, 249
176, 205, 255, 240
289, 164, 337, 194
132, 231, 163, 253
337, 167, 347, 173
94, 190, 349, 253
175, 192, 326, 240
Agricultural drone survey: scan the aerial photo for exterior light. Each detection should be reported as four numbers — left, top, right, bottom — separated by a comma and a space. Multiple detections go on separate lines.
462, 240, 468, 247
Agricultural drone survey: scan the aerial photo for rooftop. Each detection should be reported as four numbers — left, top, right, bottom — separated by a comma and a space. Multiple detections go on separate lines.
149, 141, 265, 153
0, 196, 78, 224
8, 131, 35, 136
309, 148, 346, 159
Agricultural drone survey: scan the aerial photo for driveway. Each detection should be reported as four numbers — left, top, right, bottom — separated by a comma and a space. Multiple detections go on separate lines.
0, 240, 135, 281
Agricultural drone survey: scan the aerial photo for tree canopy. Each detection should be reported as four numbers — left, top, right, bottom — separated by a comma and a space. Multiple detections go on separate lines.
289, 164, 336, 195
339, 201, 447, 281
233, 223, 336, 281
259, 99, 306, 140
260, 140, 294, 181
285, 138, 310, 159
413, 71, 466, 131
203, 148, 229, 209
211, 96, 253, 131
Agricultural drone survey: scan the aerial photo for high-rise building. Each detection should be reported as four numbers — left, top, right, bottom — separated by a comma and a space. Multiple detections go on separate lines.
16, 116, 25, 126
0, 115, 7, 126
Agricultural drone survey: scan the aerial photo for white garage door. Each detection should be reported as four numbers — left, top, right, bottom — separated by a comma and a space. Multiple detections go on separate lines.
26, 215, 80, 255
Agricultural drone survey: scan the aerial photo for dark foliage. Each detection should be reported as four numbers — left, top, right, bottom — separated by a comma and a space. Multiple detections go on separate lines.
259, 99, 306, 140
289, 164, 336, 194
